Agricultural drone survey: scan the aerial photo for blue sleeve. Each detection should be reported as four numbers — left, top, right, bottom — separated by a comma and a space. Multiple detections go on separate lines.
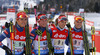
0, 28, 10, 48
30, 29, 37, 41
30, 29, 37, 48
0, 28, 10, 42
65, 31, 70, 46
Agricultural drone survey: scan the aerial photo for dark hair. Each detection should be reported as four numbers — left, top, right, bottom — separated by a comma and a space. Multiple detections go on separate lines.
55, 18, 58, 26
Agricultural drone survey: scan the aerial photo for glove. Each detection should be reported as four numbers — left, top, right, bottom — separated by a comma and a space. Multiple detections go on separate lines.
35, 29, 42, 36
34, 6, 37, 9
51, 47, 54, 52
2, 45, 12, 55
66, 22, 71, 28
90, 47, 96, 52
5, 22, 10, 28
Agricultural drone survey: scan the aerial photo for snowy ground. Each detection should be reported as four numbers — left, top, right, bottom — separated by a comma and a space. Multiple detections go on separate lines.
0, 39, 100, 55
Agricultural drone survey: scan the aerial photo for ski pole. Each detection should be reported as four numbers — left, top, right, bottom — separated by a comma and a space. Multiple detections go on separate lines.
91, 26, 96, 55
25, 17, 32, 55
34, 6, 37, 24
34, 6, 40, 55
66, 22, 74, 55
80, 12, 90, 55
66, 4, 69, 18
24, 7, 32, 55
9, 18, 15, 55
35, 29, 42, 55
46, 24, 54, 55
38, 34, 40, 55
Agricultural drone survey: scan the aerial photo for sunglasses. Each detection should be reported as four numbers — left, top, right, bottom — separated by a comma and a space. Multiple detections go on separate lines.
75, 17, 83, 21
38, 16, 47, 20
18, 15, 28, 18
59, 17, 68, 21
76, 20, 83, 23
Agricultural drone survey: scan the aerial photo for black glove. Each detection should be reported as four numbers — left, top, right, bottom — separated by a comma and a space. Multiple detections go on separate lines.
35, 29, 42, 36
2, 45, 12, 55
51, 47, 54, 52
90, 47, 96, 52
34, 6, 37, 9
66, 22, 71, 28
5, 22, 10, 28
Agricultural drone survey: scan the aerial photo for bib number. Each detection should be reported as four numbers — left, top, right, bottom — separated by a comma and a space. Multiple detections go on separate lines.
54, 39, 64, 46
14, 41, 25, 47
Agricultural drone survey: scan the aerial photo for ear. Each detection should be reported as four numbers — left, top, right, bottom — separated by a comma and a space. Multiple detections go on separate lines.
16, 19, 18, 21
16, 19, 19, 23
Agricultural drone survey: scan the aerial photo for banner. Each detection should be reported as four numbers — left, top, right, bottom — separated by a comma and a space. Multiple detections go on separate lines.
7, 8, 16, 24
95, 31, 100, 52
0, 17, 6, 20
86, 20, 94, 26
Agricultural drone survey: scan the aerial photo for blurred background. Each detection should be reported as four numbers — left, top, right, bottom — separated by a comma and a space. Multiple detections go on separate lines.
0, 0, 100, 55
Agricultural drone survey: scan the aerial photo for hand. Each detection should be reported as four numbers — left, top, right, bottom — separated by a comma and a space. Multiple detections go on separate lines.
2, 45, 12, 55
35, 29, 42, 36
89, 47, 96, 52
5, 22, 10, 28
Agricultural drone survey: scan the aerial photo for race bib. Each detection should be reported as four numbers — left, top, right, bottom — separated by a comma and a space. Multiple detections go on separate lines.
73, 39, 83, 50
14, 41, 25, 47
54, 39, 65, 46
73, 39, 81, 46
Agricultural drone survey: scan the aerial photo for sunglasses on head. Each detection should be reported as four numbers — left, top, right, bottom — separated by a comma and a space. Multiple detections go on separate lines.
38, 16, 47, 20
75, 17, 83, 21
60, 17, 68, 21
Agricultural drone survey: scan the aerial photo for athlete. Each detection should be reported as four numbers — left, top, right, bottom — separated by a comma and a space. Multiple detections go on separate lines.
0, 11, 29, 55
65, 16, 84, 55
49, 15, 68, 55
30, 14, 49, 55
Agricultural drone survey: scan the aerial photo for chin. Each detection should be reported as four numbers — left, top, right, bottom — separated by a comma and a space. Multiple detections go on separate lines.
21, 25, 25, 27
42, 25, 46, 27
43, 26, 46, 27
77, 27, 81, 29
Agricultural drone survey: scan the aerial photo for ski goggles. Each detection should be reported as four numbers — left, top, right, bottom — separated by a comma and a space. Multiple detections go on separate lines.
58, 17, 68, 22
17, 11, 28, 19
75, 17, 83, 21
18, 15, 28, 18
38, 15, 47, 21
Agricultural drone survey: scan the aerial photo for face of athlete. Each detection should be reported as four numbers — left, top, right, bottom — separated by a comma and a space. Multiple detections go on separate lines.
58, 20, 67, 29
74, 20, 83, 29
38, 19, 47, 27
16, 18, 28, 27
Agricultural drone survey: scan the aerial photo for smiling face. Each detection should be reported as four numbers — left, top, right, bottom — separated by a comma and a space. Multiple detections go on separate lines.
58, 20, 67, 29
74, 20, 83, 29
38, 19, 47, 27
16, 18, 28, 27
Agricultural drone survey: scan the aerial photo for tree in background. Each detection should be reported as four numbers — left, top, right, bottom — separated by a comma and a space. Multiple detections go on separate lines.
94, 2, 99, 13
